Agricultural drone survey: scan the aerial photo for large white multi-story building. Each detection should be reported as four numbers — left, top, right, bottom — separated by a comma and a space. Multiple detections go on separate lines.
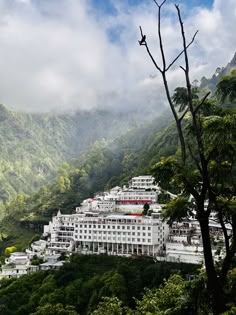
44, 211, 169, 257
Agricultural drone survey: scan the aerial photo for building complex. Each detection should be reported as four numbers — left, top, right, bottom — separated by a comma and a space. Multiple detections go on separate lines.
0, 175, 230, 279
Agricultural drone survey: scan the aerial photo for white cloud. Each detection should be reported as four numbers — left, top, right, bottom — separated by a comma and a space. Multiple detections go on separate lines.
0, 0, 234, 112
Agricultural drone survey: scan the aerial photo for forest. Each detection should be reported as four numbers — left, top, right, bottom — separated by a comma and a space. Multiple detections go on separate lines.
0, 255, 202, 315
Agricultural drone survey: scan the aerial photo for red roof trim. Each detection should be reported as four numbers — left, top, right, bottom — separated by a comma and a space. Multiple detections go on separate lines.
119, 200, 152, 203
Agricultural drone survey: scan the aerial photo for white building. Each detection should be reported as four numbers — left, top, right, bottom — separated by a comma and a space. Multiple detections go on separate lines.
44, 211, 169, 257
129, 176, 156, 190
0, 252, 29, 279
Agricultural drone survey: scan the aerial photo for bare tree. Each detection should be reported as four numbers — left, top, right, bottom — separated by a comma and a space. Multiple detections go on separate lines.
139, 1, 236, 314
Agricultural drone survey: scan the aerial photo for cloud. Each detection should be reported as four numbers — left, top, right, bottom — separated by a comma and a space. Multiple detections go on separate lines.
0, 0, 234, 112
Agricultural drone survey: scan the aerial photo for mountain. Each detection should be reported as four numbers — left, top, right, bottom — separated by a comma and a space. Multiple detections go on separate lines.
0, 103, 164, 207
200, 52, 236, 93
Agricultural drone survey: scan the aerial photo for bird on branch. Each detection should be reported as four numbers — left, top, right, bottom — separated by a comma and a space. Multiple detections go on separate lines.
139, 34, 146, 45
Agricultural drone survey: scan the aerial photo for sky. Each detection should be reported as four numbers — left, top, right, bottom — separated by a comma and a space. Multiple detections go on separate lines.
0, 0, 235, 112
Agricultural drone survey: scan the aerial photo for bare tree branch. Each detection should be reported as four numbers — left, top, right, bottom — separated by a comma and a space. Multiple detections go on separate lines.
166, 30, 198, 71
153, 0, 167, 8
157, 1, 166, 71
139, 26, 163, 72
194, 92, 211, 114
187, 144, 203, 175
178, 108, 188, 122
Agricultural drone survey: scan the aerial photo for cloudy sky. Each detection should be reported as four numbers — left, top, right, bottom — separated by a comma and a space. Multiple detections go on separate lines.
0, 0, 235, 112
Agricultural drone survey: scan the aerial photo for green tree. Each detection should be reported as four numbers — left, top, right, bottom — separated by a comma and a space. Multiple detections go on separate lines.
139, 1, 236, 314
143, 203, 150, 215
135, 274, 189, 315
216, 70, 236, 103
30, 303, 79, 315
90, 297, 124, 315
4, 246, 17, 255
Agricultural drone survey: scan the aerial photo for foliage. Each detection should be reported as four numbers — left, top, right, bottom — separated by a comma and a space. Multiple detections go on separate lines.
30, 303, 79, 315
135, 274, 189, 315
90, 297, 123, 315
0, 104, 157, 209
216, 70, 236, 103
4, 246, 17, 256
0, 255, 198, 315
161, 197, 192, 225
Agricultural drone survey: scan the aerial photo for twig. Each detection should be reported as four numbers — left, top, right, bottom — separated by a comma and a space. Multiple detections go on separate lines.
166, 31, 198, 71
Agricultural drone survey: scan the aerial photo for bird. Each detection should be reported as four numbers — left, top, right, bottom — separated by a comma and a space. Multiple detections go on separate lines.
139, 35, 146, 45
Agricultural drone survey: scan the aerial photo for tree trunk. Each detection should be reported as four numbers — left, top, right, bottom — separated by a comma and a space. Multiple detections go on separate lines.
199, 213, 226, 314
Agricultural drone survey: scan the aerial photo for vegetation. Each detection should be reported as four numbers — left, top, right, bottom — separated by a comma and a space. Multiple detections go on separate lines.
0, 105, 156, 209
0, 255, 199, 315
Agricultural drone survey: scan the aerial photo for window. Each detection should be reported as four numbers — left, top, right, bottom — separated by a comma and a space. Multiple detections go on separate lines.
148, 227, 151, 230
137, 227, 140, 230
142, 227, 146, 230
122, 226, 125, 229
132, 226, 135, 230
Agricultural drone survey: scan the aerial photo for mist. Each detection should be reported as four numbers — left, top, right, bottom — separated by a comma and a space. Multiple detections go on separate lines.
0, 0, 235, 112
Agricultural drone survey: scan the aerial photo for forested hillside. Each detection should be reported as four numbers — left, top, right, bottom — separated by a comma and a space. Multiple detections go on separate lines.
0, 255, 199, 315
0, 103, 163, 208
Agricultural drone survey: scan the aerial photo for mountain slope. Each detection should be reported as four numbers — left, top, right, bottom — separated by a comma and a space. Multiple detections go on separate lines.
0, 104, 164, 205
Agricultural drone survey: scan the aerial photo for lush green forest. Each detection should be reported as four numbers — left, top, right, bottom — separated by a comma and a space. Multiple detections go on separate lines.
0, 103, 160, 209
0, 255, 201, 315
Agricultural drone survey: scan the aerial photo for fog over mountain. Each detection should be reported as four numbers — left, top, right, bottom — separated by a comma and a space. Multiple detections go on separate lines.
0, 0, 235, 112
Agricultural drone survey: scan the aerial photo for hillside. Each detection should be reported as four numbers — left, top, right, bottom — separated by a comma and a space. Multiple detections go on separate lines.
0, 110, 175, 251
0, 103, 164, 209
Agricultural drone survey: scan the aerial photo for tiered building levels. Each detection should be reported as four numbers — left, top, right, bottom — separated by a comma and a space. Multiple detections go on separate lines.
45, 211, 169, 257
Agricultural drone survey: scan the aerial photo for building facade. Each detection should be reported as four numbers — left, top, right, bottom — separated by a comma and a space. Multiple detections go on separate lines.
45, 211, 169, 257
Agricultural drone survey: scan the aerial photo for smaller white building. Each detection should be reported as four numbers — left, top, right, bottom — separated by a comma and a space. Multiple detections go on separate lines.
129, 176, 156, 190
0, 252, 29, 279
